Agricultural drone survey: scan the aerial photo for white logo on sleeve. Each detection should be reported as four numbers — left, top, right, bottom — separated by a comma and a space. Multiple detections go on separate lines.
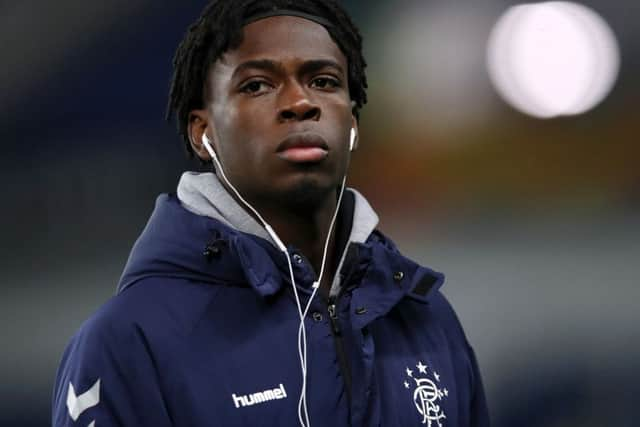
404, 362, 448, 426
66, 378, 101, 421
232, 383, 287, 408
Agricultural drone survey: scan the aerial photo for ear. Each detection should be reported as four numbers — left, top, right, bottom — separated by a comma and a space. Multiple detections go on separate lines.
350, 114, 359, 151
188, 109, 213, 161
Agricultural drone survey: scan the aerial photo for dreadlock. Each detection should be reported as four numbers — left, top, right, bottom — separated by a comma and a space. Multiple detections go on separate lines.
166, 0, 368, 158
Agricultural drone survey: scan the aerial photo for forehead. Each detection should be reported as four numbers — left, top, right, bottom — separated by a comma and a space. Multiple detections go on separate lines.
220, 15, 347, 68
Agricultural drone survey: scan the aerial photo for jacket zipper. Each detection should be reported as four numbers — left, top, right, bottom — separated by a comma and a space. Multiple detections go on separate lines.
328, 298, 352, 404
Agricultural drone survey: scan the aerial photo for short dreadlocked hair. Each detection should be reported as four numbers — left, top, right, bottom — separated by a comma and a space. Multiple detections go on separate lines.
166, 0, 368, 158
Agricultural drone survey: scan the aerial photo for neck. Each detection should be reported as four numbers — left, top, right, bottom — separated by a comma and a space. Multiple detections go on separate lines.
221, 177, 342, 296
210, 161, 346, 295
258, 191, 340, 294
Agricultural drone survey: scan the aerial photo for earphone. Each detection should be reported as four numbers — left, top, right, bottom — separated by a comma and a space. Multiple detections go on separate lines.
349, 127, 356, 152
200, 132, 349, 427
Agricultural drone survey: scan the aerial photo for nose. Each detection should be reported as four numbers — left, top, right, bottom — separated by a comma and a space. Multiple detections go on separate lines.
278, 82, 321, 122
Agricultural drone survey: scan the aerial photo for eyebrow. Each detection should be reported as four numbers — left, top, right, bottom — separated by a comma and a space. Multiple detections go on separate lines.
231, 59, 345, 81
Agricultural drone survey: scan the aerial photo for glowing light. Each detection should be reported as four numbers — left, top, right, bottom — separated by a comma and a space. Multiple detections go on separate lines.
487, 2, 620, 118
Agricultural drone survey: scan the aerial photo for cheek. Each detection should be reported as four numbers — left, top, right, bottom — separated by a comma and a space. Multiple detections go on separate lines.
327, 103, 355, 140
212, 107, 272, 177
213, 105, 246, 153
219, 98, 270, 137
327, 97, 354, 123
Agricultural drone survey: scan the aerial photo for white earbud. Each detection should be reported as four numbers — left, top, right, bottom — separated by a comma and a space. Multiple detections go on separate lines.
201, 134, 218, 162
349, 128, 357, 152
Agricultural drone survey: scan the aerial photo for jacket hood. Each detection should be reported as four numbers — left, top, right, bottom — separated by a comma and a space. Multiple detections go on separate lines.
117, 172, 380, 295
117, 173, 444, 307
176, 172, 378, 246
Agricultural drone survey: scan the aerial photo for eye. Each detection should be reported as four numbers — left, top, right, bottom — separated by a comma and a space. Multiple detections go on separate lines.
240, 80, 272, 96
310, 76, 341, 90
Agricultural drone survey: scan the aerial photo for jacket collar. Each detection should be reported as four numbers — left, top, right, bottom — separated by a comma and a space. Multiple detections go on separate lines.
341, 237, 445, 330
118, 173, 444, 309
177, 171, 274, 243
177, 172, 379, 249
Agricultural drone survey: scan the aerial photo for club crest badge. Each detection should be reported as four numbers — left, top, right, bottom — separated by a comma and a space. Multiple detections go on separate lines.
403, 361, 448, 426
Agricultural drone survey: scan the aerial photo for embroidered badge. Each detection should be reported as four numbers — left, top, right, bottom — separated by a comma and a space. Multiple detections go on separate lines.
403, 361, 448, 426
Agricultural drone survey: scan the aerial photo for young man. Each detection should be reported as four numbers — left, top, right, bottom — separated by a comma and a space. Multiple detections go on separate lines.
53, 1, 489, 426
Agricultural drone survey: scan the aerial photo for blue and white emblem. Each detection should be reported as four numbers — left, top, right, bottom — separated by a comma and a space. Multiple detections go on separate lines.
404, 361, 448, 426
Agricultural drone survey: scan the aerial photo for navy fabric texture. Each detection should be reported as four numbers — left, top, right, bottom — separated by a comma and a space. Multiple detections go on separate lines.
52, 194, 490, 426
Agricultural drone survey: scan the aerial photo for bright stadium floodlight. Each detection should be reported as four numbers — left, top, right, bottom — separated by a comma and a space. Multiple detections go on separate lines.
486, 1, 620, 119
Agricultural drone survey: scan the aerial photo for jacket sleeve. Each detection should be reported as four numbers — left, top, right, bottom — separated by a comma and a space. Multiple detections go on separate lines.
52, 311, 173, 427
467, 344, 491, 427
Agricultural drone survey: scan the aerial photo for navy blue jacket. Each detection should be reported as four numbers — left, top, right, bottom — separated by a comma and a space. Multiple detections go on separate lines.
52, 193, 489, 426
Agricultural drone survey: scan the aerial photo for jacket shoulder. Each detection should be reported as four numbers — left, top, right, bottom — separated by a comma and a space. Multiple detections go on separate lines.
51, 277, 219, 426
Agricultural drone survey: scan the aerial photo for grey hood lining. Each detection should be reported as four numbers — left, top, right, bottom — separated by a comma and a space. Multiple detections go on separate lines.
177, 171, 379, 248
177, 172, 274, 243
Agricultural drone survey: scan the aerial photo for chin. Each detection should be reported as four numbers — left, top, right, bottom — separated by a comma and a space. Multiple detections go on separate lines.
280, 175, 336, 212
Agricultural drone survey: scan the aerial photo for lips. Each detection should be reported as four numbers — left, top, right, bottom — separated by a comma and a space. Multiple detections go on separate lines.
276, 133, 329, 163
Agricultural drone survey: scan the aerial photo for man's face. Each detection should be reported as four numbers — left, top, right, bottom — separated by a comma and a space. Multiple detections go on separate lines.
192, 15, 355, 209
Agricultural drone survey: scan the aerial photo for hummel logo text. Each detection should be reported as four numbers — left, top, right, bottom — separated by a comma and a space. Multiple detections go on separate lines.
232, 383, 287, 408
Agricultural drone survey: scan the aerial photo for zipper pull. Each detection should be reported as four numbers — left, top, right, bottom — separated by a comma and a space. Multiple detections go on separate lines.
328, 303, 341, 336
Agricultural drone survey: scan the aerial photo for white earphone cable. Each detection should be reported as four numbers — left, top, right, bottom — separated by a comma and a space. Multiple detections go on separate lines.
201, 134, 349, 427
296, 173, 346, 427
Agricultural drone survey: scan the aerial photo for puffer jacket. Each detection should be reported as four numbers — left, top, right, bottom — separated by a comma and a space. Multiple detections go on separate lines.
52, 172, 489, 427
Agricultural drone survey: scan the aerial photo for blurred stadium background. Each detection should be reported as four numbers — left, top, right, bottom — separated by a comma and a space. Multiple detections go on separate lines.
2, 0, 639, 425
